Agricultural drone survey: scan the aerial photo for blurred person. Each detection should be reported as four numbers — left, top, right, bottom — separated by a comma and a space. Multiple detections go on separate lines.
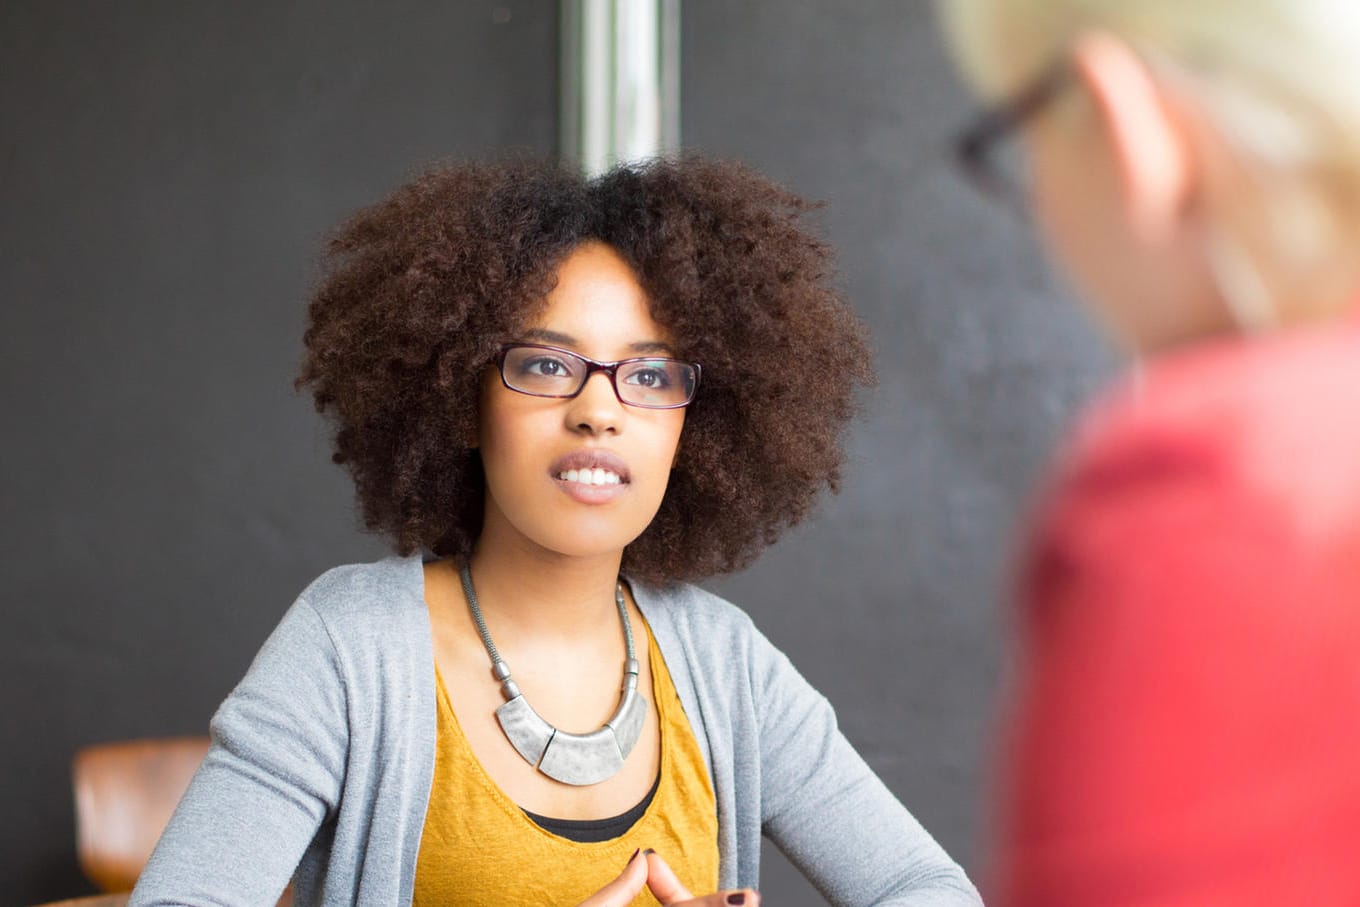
940, 1, 1360, 904
129, 157, 980, 906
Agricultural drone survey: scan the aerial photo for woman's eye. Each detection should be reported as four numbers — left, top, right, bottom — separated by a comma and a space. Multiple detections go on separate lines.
522, 356, 574, 378
624, 365, 672, 388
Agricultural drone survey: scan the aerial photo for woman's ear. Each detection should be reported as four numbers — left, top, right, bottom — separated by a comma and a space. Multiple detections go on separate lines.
1070, 30, 1197, 244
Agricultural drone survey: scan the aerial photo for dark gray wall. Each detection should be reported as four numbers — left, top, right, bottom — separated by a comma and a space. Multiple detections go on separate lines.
681, 3, 1112, 903
2, 2, 1112, 905
2, 2, 557, 902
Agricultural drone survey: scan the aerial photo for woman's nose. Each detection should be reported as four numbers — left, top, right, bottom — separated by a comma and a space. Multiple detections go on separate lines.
565, 371, 624, 434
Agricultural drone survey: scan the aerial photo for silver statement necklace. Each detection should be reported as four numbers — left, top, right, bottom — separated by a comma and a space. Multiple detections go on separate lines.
459, 561, 647, 787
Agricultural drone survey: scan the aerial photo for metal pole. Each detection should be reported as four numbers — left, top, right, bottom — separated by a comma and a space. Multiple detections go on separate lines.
561, 0, 680, 176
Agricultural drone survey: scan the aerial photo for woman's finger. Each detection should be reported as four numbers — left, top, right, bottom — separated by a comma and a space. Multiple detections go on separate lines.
644, 853, 758, 907
674, 890, 760, 906
575, 849, 649, 907
643, 849, 693, 903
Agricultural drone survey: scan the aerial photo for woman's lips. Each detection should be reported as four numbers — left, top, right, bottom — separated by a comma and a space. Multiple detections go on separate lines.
549, 449, 630, 504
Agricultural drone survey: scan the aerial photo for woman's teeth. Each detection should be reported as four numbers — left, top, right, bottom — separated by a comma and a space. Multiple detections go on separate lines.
559, 468, 623, 486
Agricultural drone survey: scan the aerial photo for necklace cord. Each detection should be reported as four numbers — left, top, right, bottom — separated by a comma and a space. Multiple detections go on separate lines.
457, 559, 648, 786
459, 561, 637, 702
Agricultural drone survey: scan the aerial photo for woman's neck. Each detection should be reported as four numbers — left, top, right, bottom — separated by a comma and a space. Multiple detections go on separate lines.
464, 533, 627, 643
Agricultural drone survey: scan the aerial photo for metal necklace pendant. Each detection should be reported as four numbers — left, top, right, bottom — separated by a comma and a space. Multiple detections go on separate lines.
459, 561, 647, 786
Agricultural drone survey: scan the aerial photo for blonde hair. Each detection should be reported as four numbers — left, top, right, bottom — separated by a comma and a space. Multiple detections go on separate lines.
939, 0, 1360, 318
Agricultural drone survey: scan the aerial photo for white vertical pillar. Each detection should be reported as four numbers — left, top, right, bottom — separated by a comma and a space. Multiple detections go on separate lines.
561, 0, 681, 176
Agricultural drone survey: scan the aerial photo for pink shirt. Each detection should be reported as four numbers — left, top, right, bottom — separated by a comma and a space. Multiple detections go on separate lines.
992, 315, 1360, 905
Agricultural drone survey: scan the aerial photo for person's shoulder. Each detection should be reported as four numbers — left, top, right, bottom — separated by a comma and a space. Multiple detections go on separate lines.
294, 553, 427, 624
1072, 322, 1360, 475
631, 578, 759, 637
632, 578, 799, 701
1051, 319, 1360, 543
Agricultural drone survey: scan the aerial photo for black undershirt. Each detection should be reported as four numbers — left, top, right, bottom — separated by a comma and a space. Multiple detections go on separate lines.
522, 773, 662, 843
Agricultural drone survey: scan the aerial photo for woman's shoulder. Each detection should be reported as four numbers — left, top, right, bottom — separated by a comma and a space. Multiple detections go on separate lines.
1065, 321, 1360, 491
629, 578, 799, 695
239, 553, 433, 705
629, 578, 759, 638
1038, 319, 1360, 566
291, 552, 428, 630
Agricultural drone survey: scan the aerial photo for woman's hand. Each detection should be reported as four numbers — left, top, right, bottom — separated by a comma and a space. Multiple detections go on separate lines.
645, 849, 760, 906
575, 849, 651, 906
575, 849, 760, 907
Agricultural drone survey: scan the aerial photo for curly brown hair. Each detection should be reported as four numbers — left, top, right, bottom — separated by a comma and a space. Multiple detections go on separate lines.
298, 156, 873, 583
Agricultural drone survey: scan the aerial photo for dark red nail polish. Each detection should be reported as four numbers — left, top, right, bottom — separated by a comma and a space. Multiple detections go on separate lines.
643, 848, 656, 855
726, 895, 746, 905
630, 848, 640, 861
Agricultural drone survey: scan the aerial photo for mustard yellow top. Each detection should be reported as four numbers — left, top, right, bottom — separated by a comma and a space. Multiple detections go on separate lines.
413, 627, 719, 906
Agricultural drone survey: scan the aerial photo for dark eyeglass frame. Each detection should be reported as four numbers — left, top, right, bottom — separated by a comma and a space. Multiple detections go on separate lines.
952, 57, 1071, 206
494, 342, 702, 410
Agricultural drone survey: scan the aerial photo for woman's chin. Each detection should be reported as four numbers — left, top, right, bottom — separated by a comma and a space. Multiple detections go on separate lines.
516, 521, 650, 563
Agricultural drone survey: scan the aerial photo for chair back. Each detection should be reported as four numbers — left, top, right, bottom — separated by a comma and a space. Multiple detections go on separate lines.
72, 736, 210, 893
33, 896, 130, 907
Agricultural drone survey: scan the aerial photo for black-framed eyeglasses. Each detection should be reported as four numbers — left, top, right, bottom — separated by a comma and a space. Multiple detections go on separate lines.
495, 343, 701, 409
952, 57, 1071, 208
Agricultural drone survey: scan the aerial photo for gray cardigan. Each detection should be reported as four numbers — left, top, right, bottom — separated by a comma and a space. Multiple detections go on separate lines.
132, 555, 980, 906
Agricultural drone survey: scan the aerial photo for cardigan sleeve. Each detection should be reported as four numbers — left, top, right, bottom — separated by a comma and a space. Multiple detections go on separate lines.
993, 427, 1360, 906
754, 629, 982, 906
130, 597, 350, 907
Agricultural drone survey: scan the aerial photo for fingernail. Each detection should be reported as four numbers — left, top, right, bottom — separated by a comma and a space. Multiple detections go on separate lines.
726, 895, 746, 905
630, 848, 640, 861
643, 848, 656, 856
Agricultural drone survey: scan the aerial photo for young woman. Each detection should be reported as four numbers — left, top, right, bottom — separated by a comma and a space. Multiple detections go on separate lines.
130, 157, 980, 906
942, 2, 1360, 904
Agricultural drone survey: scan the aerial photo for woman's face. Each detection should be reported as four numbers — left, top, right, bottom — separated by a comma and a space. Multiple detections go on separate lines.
476, 241, 687, 563
1020, 49, 1225, 353
1024, 117, 1203, 351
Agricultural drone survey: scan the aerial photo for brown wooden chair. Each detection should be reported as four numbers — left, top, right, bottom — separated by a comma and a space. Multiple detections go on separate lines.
33, 895, 130, 907
72, 736, 210, 893
70, 736, 293, 905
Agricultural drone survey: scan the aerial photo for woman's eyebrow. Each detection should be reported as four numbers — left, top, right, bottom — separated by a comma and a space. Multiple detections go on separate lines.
627, 340, 675, 355
520, 328, 675, 356
521, 327, 576, 346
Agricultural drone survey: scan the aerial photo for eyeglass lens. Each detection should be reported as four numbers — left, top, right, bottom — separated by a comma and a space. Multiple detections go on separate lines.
501, 346, 697, 408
